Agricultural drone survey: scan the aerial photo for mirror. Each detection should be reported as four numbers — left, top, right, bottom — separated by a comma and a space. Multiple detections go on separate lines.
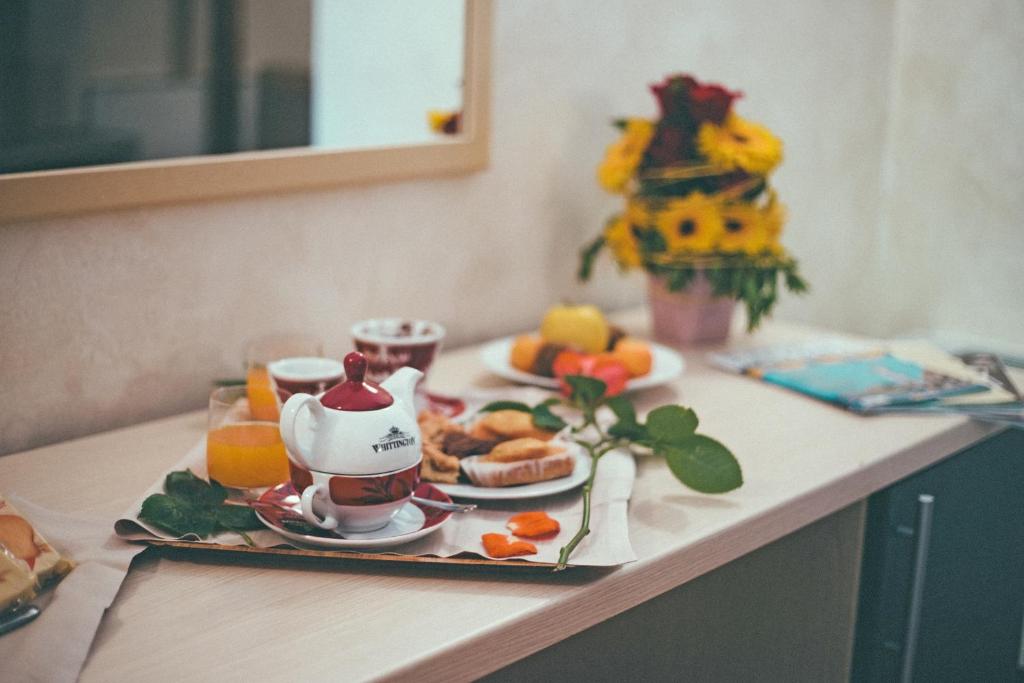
0, 0, 491, 222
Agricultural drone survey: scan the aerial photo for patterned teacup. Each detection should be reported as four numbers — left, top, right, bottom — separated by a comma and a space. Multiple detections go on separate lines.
288, 459, 420, 533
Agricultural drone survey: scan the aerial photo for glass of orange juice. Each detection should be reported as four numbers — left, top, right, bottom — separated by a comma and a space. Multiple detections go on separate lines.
206, 386, 290, 489
244, 334, 323, 421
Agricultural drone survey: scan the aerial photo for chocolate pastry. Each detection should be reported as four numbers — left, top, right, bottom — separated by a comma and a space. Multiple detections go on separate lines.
441, 432, 501, 458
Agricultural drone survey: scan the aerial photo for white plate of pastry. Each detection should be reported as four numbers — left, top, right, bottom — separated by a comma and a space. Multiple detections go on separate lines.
419, 408, 591, 500
435, 446, 591, 501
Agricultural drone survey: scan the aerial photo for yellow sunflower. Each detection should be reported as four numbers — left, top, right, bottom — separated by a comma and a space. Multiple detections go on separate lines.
697, 114, 782, 175
719, 203, 769, 254
427, 109, 459, 134
653, 192, 724, 254
597, 119, 655, 193
603, 214, 641, 270
761, 193, 787, 255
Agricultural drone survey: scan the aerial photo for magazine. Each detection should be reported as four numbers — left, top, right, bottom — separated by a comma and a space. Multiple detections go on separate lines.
709, 340, 999, 414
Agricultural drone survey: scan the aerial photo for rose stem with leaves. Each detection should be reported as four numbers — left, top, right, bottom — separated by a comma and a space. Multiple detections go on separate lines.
482, 374, 743, 571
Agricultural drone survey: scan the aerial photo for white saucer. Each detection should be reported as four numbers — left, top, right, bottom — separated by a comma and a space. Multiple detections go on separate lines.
255, 482, 452, 550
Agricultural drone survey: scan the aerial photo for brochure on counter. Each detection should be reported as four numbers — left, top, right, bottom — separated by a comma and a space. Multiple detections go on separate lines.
709, 339, 1023, 422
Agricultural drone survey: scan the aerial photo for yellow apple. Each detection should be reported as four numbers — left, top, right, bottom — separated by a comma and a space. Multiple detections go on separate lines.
540, 304, 610, 354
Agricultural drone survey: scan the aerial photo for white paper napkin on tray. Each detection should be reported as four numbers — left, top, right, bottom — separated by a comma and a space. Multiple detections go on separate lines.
115, 388, 637, 567
0, 495, 146, 683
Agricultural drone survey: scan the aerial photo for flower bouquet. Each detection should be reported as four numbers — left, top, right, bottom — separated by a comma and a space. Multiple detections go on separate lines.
579, 74, 808, 342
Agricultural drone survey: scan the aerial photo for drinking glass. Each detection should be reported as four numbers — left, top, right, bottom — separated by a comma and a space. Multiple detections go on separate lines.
244, 334, 324, 421
206, 385, 290, 489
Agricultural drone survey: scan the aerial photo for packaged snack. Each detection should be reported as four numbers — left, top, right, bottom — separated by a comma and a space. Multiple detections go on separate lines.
0, 548, 35, 613
0, 496, 74, 597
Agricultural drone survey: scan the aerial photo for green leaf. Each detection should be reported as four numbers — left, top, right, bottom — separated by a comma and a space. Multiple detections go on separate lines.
605, 395, 636, 425
531, 404, 568, 432
578, 234, 606, 282
740, 178, 767, 202
215, 504, 262, 532
479, 400, 532, 414
666, 267, 696, 292
634, 227, 666, 254
164, 469, 227, 508
784, 267, 809, 293
605, 395, 648, 440
281, 518, 318, 535
565, 375, 607, 408
661, 436, 743, 494
608, 420, 648, 441
139, 494, 216, 538
646, 405, 698, 444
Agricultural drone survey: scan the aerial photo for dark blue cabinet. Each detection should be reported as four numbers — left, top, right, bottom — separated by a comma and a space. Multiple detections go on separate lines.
852, 428, 1024, 682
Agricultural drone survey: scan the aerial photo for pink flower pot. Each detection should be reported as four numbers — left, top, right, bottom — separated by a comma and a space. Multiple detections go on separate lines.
647, 273, 736, 345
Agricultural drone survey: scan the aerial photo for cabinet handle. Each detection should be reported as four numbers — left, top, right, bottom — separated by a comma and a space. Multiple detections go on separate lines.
1017, 605, 1024, 671
900, 493, 935, 683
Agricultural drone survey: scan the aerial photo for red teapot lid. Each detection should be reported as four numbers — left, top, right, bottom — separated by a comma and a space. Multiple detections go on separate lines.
319, 352, 394, 411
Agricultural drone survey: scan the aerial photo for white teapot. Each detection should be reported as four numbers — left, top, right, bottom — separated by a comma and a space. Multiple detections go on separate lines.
279, 352, 422, 475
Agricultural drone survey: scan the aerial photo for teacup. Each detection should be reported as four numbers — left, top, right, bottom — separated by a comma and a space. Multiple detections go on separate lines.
267, 356, 345, 404
351, 318, 446, 384
288, 460, 420, 533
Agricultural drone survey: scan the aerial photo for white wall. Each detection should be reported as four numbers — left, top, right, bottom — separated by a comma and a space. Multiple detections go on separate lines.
1, 0, 1020, 455
865, 0, 1024, 350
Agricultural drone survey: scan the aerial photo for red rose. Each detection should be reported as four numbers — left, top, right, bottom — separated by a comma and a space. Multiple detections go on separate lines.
645, 124, 690, 166
650, 74, 699, 119
688, 83, 741, 125
649, 74, 741, 125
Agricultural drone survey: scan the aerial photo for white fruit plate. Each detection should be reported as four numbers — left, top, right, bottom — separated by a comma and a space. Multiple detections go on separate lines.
479, 336, 685, 392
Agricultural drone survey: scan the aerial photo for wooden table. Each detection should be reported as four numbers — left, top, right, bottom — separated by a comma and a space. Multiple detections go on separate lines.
0, 315, 1001, 681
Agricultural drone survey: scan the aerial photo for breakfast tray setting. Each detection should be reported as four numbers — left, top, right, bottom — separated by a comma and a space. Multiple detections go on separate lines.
114, 389, 638, 572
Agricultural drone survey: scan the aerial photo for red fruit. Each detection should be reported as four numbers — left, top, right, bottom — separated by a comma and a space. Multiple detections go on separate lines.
589, 356, 629, 396
551, 349, 584, 376
551, 349, 585, 383
552, 351, 629, 397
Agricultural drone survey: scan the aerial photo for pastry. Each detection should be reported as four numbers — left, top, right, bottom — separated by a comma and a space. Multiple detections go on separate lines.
483, 438, 552, 463
441, 432, 500, 457
420, 443, 460, 484
477, 410, 556, 442
417, 411, 466, 484
462, 443, 575, 487
416, 409, 571, 486
418, 410, 460, 444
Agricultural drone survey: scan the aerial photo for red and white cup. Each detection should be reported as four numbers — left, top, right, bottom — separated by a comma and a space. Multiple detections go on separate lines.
351, 318, 446, 386
288, 460, 420, 532
267, 356, 345, 405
